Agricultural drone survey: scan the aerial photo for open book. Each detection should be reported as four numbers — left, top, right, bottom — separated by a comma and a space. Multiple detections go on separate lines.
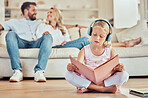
70, 55, 119, 85
129, 88, 148, 97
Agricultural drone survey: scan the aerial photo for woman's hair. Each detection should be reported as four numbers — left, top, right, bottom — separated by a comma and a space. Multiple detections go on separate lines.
49, 7, 66, 35
92, 21, 111, 47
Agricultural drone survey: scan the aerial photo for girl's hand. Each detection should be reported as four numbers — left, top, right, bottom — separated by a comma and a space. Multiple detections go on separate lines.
42, 31, 50, 35
67, 63, 78, 72
113, 63, 124, 72
61, 41, 68, 46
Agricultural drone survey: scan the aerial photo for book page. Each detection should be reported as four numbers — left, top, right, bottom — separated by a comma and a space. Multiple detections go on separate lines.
94, 55, 119, 84
94, 55, 118, 70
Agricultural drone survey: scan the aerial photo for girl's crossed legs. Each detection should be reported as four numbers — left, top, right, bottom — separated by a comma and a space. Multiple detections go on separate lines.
65, 71, 129, 93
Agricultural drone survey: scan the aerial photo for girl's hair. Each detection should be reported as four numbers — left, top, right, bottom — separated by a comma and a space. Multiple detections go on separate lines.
92, 21, 111, 47
49, 7, 66, 35
92, 21, 110, 35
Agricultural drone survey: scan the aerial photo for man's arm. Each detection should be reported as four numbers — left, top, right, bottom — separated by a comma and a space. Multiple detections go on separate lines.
0, 24, 4, 31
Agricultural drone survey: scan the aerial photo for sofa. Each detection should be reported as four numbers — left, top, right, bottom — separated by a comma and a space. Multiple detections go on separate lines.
0, 20, 148, 78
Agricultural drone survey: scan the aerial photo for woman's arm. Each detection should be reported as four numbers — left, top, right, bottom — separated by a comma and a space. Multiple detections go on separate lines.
61, 41, 68, 46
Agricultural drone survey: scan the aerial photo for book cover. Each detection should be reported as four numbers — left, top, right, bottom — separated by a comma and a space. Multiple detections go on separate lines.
70, 55, 119, 85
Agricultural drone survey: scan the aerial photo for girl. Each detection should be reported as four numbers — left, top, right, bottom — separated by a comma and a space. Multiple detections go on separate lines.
65, 19, 129, 93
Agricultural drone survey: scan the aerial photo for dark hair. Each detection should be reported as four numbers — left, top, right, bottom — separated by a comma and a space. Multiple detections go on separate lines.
21, 2, 36, 15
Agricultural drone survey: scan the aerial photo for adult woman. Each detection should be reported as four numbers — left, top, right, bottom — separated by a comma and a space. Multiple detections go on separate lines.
41, 7, 91, 50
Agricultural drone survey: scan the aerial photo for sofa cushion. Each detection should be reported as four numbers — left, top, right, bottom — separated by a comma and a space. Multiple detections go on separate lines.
0, 47, 79, 59
113, 46, 148, 58
80, 28, 89, 38
67, 27, 80, 40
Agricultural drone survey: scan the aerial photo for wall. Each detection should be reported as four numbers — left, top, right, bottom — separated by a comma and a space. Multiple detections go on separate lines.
7, 0, 100, 26
98, 0, 113, 20
0, 0, 4, 22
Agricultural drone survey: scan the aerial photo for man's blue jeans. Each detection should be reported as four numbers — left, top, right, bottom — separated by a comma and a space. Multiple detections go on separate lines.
53, 37, 91, 50
5, 31, 53, 72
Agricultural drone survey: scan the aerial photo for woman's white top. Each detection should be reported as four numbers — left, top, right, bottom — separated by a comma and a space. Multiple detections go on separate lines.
36, 23, 71, 46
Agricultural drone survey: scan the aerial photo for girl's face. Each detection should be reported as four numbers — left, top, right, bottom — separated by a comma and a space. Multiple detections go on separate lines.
47, 9, 55, 22
91, 26, 107, 46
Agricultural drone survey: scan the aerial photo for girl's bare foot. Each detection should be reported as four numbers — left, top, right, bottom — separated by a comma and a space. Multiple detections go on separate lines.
77, 87, 81, 91
77, 87, 93, 93
116, 86, 121, 93
100, 85, 118, 94
125, 37, 141, 47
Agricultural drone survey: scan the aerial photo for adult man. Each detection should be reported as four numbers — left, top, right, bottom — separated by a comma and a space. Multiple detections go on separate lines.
0, 2, 52, 82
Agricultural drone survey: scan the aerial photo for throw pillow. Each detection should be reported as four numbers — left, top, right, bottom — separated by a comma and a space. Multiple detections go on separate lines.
67, 27, 80, 41
80, 28, 90, 38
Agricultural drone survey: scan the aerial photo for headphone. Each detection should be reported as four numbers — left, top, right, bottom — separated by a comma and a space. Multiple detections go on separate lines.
87, 19, 112, 41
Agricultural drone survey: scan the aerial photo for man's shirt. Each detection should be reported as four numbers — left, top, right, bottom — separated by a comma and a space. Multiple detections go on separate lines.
1, 18, 42, 41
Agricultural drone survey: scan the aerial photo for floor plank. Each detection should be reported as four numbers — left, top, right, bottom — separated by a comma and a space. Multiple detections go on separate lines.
0, 78, 148, 98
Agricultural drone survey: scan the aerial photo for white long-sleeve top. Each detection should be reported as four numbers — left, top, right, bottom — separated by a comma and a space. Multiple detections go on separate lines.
36, 23, 71, 46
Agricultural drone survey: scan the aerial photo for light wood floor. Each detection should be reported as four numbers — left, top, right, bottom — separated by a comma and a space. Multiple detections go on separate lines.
0, 78, 148, 98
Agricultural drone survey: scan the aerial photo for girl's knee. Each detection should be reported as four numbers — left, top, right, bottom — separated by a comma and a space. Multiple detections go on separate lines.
65, 71, 75, 82
118, 71, 129, 83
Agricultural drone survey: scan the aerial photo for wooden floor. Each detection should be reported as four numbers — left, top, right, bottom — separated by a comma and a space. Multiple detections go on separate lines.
0, 78, 148, 98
